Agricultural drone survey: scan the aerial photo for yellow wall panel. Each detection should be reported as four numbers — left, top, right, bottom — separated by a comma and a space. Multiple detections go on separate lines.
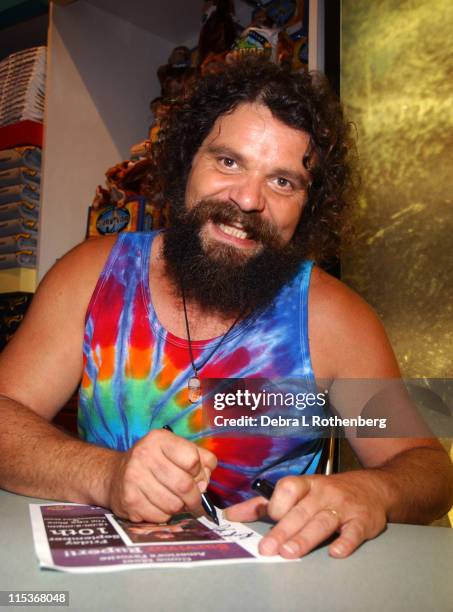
341, 0, 453, 377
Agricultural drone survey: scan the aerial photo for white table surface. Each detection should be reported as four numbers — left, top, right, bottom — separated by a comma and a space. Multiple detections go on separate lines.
1, 489, 452, 612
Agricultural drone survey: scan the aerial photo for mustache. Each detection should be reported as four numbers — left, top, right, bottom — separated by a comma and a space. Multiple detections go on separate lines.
163, 197, 305, 316
186, 199, 284, 248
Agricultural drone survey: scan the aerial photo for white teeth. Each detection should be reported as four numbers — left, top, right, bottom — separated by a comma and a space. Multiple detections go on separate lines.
218, 223, 248, 240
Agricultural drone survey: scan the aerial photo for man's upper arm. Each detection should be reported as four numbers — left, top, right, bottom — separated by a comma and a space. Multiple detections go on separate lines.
0, 236, 116, 420
309, 268, 442, 467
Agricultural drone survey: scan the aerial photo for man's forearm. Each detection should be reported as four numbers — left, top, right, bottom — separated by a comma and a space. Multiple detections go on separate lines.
0, 398, 121, 507
369, 446, 453, 524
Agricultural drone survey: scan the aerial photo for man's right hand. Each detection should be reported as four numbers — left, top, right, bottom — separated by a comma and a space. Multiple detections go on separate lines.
108, 428, 217, 523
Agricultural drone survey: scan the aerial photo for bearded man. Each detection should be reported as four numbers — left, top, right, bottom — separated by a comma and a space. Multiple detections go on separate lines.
0, 58, 452, 560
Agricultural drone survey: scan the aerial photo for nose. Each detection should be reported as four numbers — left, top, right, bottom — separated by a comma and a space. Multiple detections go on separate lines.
227, 174, 265, 213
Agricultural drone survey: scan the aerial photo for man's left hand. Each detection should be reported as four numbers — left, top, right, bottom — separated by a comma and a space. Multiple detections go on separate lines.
224, 472, 389, 558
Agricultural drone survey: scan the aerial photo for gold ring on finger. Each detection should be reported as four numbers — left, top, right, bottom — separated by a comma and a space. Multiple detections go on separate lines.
325, 507, 341, 521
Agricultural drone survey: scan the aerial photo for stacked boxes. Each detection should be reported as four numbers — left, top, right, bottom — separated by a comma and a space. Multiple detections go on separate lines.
0, 146, 41, 270
0, 47, 46, 348
0, 46, 46, 127
0, 147, 40, 348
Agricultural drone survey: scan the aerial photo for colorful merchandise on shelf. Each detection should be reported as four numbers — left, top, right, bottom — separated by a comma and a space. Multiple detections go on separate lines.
0, 250, 36, 269
0, 166, 40, 187
94, 158, 154, 208
0, 217, 37, 237
0, 183, 40, 204
228, 0, 307, 70
228, 25, 279, 62
0, 145, 41, 170
89, 149, 169, 237
0, 201, 39, 222
88, 0, 309, 240
86, 197, 166, 238
252, 0, 305, 29
0, 233, 37, 254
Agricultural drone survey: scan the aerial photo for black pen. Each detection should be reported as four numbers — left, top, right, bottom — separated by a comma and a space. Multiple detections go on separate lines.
163, 424, 219, 525
252, 477, 275, 500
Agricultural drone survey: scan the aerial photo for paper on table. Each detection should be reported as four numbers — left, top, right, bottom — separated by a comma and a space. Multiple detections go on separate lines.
29, 503, 295, 573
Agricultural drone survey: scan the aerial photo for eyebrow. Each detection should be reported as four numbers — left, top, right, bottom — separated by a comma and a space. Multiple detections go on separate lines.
205, 144, 246, 165
205, 144, 310, 189
272, 166, 310, 189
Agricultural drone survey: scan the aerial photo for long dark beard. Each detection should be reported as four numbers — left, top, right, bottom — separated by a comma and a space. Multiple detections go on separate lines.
163, 199, 305, 317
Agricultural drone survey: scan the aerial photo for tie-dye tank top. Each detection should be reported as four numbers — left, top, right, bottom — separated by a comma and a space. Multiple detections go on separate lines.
78, 231, 325, 506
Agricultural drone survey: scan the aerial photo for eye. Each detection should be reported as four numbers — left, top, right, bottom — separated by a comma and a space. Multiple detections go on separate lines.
218, 156, 237, 169
274, 176, 293, 191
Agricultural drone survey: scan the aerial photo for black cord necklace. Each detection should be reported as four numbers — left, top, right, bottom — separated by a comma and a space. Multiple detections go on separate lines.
181, 282, 243, 403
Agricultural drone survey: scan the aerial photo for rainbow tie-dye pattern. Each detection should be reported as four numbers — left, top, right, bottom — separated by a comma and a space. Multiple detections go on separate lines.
78, 232, 324, 506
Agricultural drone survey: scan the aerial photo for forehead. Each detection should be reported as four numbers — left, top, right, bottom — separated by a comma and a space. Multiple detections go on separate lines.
198, 102, 311, 164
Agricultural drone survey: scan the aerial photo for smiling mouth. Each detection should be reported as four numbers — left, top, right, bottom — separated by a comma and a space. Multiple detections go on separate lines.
217, 223, 250, 240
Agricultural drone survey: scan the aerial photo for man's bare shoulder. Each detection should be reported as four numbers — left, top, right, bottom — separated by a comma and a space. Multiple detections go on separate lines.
36, 235, 117, 310
308, 266, 400, 379
13, 234, 117, 340
0, 235, 118, 416
41, 235, 117, 288
309, 265, 376, 324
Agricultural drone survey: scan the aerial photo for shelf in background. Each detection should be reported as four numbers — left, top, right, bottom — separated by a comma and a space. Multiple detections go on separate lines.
0, 267, 37, 293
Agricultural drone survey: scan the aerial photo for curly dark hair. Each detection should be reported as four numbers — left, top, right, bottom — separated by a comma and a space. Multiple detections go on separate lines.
154, 56, 356, 264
